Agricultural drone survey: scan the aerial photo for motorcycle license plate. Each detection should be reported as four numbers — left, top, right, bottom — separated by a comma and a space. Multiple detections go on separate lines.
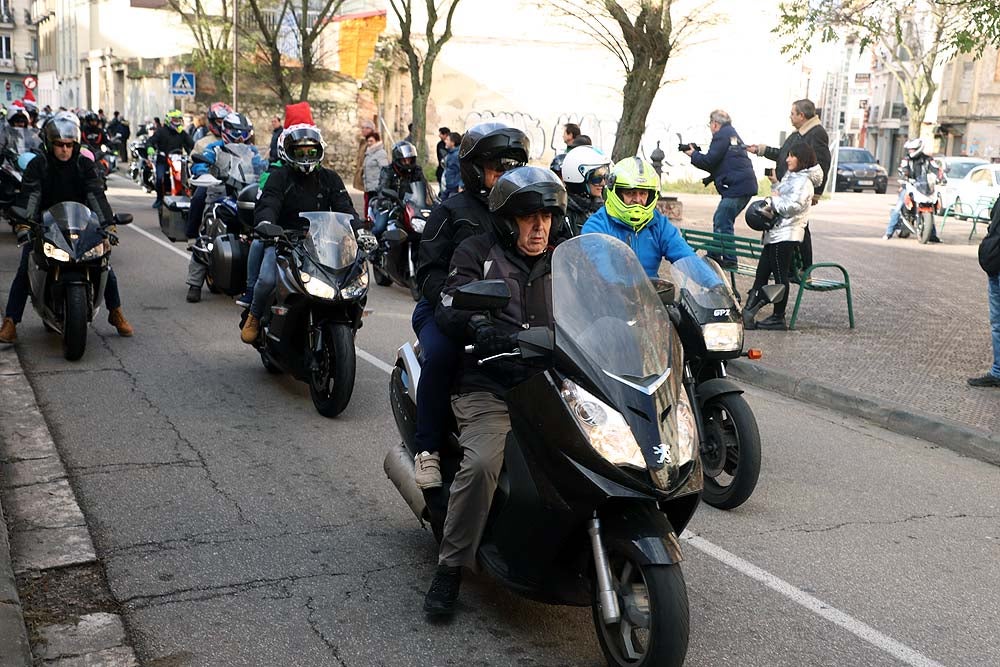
858, 180, 873, 186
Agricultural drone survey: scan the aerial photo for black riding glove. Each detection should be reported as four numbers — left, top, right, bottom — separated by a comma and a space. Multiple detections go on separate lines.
471, 318, 517, 357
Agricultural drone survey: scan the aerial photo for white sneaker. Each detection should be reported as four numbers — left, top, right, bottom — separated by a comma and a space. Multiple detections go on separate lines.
414, 451, 442, 489
882, 234, 892, 240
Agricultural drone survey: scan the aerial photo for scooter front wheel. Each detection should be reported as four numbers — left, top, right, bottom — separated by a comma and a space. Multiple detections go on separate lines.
309, 322, 356, 418
700, 392, 761, 510
63, 284, 88, 361
592, 556, 688, 667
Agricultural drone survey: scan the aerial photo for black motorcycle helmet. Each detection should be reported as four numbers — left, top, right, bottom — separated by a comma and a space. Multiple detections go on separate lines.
83, 110, 101, 130
744, 199, 776, 232
488, 166, 566, 248
549, 152, 566, 178
459, 122, 530, 198
391, 141, 418, 175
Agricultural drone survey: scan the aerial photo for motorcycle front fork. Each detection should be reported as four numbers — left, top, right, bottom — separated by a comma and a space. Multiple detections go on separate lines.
684, 360, 720, 458
589, 515, 621, 625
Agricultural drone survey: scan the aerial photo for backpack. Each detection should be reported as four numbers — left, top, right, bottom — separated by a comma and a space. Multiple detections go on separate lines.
979, 200, 1000, 276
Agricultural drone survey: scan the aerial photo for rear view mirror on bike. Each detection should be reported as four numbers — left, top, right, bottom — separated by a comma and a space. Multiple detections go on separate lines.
452, 280, 511, 311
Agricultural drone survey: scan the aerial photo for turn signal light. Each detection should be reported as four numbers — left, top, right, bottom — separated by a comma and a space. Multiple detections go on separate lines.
746, 348, 763, 360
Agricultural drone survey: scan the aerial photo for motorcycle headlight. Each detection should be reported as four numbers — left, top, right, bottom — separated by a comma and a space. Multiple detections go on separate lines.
561, 379, 644, 468
80, 243, 107, 261
411, 218, 426, 233
101, 144, 109, 152
341, 269, 369, 300
43, 242, 71, 262
675, 395, 697, 466
300, 272, 337, 299
702, 322, 742, 352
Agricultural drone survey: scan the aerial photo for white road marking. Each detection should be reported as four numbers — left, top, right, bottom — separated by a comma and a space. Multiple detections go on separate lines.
124, 222, 190, 260
129, 205, 946, 667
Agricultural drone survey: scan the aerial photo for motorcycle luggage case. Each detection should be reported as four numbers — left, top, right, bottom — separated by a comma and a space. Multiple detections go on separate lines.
210, 233, 249, 295
159, 203, 189, 242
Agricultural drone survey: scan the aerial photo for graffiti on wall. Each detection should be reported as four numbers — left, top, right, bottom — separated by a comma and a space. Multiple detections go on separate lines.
551, 113, 618, 156
464, 110, 547, 160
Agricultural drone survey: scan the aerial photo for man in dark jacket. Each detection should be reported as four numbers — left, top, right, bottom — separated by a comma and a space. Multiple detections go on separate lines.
748, 98, 831, 269
240, 122, 365, 344
409, 123, 530, 492
148, 110, 194, 208
422, 165, 566, 618
435, 127, 449, 187
686, 109, 757, 266
968, 198, 1000, 387
268, 115, 282, 162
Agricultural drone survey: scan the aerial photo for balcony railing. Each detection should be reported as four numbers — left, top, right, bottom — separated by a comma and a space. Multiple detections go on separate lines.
0, 11, 14, 27
0, 57, 16, 72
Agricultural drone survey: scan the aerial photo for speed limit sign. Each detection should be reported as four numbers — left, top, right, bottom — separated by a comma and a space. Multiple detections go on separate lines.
23, 76, 36, 90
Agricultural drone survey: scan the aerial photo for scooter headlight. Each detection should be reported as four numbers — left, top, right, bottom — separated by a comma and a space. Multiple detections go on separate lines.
702, 322, 742, 352
561, 379, 644, 468
43, 242, 71, 262
300, 271, 338, 300
341, 269, 369, 300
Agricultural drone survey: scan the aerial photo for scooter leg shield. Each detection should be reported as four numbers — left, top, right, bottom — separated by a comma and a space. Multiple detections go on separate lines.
598, 502, 683, 566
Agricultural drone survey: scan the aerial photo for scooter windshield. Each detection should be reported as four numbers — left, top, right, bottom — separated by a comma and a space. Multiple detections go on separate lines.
301, 212, 358, 271
669, 256, 734, 312
215, 144, 263, 189
552, 234, 673, 384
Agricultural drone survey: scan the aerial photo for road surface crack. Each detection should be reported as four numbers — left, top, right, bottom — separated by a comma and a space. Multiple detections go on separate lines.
121, 572, 344, 610
304, 595, 349, 666
755, 512, 999, 535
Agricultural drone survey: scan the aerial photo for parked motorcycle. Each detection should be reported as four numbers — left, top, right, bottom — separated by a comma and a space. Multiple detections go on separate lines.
386, 234, 700, 667
897, 175, 938, 243
128, 139, 155, 192
247, 213, 369, 417
370, 182, 434, 300
21, 202, 132, 361
188, 144, 264, 295
158, 150, 192, 242
667, 255, 782, 510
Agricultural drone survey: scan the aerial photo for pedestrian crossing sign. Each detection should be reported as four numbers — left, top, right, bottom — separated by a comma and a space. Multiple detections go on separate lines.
170, 72, 196, 98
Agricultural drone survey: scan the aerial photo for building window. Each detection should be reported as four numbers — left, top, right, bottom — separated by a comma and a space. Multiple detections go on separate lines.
0, 0, 9, 20
958, 62, 974, 104
0, 35, 11, 61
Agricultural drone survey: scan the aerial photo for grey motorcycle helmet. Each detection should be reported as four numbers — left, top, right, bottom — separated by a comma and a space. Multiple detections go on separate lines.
488, 166, 567, 247
43, 111, 82, 153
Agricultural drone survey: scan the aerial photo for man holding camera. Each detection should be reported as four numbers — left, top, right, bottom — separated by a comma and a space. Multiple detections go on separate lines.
684, 109, 757, 268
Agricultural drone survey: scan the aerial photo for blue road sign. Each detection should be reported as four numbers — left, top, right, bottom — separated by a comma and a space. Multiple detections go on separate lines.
170, 72, 196, 98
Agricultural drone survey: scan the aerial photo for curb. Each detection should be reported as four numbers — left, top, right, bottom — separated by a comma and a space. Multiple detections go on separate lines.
728, 359, 1000, 467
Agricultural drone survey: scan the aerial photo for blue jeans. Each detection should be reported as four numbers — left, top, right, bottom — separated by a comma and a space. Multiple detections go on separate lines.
250, 245, 277, 318
713, 195, 752, 264
186, 186, 207, 238
155, 161, 168, 201
244, 239, 264, 299
372, 208, 390, 238
989, 273, 1000, 378
5, 245, 121, 322
412, 299, 461, 454
886, 190, 906, 236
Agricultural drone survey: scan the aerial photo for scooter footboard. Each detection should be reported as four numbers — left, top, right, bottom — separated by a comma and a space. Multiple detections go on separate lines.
599, 501, 683, 566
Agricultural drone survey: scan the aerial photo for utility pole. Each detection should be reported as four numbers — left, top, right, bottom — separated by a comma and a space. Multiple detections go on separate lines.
232, 0, 239, 111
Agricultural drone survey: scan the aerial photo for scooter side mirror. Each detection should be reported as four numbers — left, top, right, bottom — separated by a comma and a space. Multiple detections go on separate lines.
650, 278, 676, 306
452, 280, 511, 311
759, 283, 786, 304
113, 213, 133, 225
381, 188, 399, 200
255, 222, 284, 238
517, 327, 553, 360
382, 228, 407, 244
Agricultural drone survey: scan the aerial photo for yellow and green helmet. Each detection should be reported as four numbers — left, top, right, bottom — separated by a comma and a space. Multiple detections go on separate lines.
604, 157, 660, 231
165, 109, 184, 133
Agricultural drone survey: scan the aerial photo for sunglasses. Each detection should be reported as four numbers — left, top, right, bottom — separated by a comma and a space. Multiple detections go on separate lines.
52, 140, 75, 149
586, 169, 609, 186
291, 146, 321, 160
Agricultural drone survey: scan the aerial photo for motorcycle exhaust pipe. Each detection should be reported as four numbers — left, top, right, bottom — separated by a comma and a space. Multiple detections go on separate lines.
383, 442, 427, 521
588, 516, 621, 625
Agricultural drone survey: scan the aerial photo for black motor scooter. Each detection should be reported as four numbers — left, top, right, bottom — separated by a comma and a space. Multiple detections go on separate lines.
386, 234, 701, 667
666, 255, 783, 510
248, 213, 369, 417
370, 181, 434, 300
22, 202, 132, 360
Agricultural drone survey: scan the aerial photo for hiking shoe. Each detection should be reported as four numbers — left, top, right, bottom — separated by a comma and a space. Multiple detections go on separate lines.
186, 286, 202, 303
414, 451, 442, 490
423, 565, 461, 617
967, 374, 1000, 388
0, 317, 16, 344
757, 314, 787, 331
241, 314, 260, 344
107, 308, 134, 337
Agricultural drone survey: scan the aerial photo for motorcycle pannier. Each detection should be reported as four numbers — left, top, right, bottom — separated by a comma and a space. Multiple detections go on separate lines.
159, 196, 191, 242
210, 233, 249, 295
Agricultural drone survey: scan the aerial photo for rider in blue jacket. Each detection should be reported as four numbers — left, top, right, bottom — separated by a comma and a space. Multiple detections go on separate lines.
582, 157, 696, 278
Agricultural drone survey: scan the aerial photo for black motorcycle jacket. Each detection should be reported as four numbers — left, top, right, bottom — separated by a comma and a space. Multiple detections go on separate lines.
898, 154, 936, 182
417, 191, 499, 307
565, 192, 601, 237
436, 231, 556, 396
149, 125, 194, 160
20, 151, 114, 225
375, 164, 429, 202
254, 161, 359, 232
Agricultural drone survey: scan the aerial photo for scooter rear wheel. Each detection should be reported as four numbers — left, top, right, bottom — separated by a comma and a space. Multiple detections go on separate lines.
700, 393, 761, 510
592, 556, 689, 667
63, 284, 88, 361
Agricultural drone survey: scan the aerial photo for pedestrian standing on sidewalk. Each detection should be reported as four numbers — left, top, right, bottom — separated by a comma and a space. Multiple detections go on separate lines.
685, 109, 757, 267
747, 99, 831, 271
968, 199, 1000, 387
352, 119, 376, 191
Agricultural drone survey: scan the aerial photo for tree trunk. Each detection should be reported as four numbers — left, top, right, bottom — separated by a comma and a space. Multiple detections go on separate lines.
611, 59, 664, 161
409, 67, 430, 167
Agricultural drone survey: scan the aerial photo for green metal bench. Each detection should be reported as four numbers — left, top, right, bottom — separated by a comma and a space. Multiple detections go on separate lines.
940, 195, 996, 240
680, 228, 855, 330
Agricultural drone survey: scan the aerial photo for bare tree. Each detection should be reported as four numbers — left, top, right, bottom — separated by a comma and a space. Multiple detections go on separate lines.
166, 0, 233, 99
544, 0, 719, 161
388, 0, 463, 166
775, 0, 1000, 137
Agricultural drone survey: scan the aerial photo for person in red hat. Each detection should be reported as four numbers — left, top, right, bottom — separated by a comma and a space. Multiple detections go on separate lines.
239, 103, 377, 343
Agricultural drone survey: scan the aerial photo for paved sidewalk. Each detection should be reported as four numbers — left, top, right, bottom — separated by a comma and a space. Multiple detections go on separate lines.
669, 190, 1000, 464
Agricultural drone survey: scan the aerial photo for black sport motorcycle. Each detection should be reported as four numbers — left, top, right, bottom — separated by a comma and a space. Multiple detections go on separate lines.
370, 181, 433, 300
666, 255, 782, 510
386, 234, 700, 667
22, 202, 132, 360
188, 145, 264, 296
248, 213, 370, 417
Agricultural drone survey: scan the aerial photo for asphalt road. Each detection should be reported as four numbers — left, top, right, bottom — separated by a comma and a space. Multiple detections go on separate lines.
1, 175, 997, 666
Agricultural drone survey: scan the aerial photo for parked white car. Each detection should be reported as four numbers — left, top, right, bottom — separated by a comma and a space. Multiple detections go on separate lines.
936, 158, 991, 209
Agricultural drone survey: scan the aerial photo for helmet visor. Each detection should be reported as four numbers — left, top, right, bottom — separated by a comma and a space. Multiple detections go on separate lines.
484, 156, 523, 173
290, 144, 321, 161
